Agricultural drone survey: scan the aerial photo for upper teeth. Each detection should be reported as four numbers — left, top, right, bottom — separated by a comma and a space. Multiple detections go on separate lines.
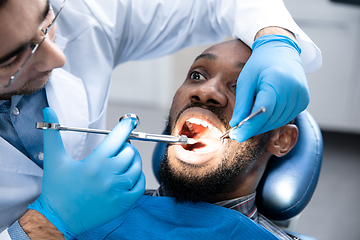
185, 118, 223, 137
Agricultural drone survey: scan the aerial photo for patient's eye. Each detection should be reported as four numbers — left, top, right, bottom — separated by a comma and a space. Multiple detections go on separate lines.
190, 72, 206, 80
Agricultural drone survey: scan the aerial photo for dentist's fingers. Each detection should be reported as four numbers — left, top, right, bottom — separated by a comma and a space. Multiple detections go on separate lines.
116, 172, 146, 208
94, 117, 137, 158
42, 107, 68, 162
111, 142, 139, 174
229, 89, 275, 142
113, 145, 143, 191
229, 63, 257, 128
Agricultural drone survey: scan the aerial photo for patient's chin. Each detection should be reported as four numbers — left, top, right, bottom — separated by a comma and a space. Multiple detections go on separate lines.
159, 151, 240, 203
159, 132, 273, 203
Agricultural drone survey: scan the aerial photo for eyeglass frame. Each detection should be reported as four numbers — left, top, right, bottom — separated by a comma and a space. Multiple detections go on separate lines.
1, 0, 66, 88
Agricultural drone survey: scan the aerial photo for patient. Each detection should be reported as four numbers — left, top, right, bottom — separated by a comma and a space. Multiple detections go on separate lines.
155, 39, 298, 238
157, 40, 298, 204
77, 39, 299, 240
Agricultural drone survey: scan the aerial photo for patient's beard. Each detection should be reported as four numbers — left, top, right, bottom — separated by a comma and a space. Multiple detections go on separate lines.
159, 109, 273, 203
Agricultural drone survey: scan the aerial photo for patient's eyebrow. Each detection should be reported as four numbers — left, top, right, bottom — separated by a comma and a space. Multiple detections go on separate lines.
195, 53, 245, 68
194, 53, 217, 63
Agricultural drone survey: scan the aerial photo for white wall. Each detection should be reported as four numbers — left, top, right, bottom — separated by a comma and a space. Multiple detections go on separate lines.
285, 0, 360, 132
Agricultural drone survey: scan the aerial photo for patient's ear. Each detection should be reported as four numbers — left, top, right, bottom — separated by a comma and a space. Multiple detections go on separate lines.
266, 124, 298, 157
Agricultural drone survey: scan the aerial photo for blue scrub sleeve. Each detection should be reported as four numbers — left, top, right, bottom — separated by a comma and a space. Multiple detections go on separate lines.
7, 221, 31, 240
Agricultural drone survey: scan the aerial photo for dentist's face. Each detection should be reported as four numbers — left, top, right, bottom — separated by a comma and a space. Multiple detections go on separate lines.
0, 0, 65, 99
159, 40, 272, 203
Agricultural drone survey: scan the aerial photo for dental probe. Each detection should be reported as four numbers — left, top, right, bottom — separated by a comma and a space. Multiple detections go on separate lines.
220, 106, 266, 140
36, 122, 197, 145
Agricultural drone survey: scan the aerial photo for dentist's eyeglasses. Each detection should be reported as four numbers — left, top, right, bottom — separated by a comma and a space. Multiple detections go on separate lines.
0, 0, 66, 88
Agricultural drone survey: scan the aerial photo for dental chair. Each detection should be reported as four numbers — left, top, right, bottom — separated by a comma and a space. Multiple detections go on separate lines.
151, 110, 323, 240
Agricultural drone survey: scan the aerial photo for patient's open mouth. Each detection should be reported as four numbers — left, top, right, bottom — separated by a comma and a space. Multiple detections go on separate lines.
179, 118, 223, 154
169, 108, 227, 165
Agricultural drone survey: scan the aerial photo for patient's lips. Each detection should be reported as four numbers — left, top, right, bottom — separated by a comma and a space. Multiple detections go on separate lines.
170, 108, 227, 165
169, 107, 228, 164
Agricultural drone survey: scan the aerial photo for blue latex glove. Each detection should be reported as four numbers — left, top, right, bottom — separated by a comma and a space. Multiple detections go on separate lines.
229, 35, 309, 142
29, 107, 145, 240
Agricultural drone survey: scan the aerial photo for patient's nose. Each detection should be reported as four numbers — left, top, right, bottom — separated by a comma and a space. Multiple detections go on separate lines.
189, 78, 227, 107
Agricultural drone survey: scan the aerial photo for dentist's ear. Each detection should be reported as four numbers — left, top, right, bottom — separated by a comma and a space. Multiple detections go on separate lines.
266, 124, 298, 157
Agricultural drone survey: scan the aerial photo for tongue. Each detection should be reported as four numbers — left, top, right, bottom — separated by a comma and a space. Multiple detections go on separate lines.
189, 137, 221, 154
183, 125, 221, 154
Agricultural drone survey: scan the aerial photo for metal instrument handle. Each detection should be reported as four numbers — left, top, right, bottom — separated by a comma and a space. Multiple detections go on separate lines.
35, 123, 194, 145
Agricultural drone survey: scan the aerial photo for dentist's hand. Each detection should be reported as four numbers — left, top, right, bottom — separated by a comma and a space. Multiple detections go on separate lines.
29, 107, 145, 240
229, 35, 309, 142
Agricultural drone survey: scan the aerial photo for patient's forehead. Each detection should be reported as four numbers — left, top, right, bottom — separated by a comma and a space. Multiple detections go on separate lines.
201, 39, 251, 61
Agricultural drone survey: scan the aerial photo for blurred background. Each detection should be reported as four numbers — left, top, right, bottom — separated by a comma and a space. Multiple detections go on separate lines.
107, 0, 360, 239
